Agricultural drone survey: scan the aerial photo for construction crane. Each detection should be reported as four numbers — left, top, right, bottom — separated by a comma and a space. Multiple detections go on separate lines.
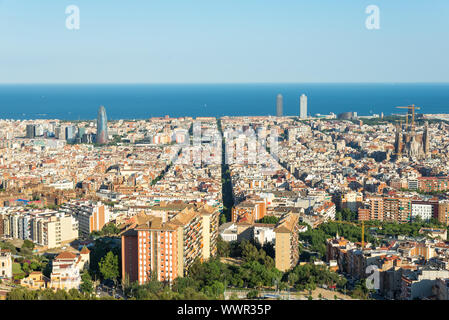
333, 220, 366, 249
396, 105, 421, 129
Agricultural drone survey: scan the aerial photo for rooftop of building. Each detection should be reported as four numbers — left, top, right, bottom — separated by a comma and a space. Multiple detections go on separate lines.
274, 212, 299, 233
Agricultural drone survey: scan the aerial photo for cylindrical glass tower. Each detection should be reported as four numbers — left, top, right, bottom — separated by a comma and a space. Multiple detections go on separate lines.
96, 105, 108, 144
276, 94, 283, 117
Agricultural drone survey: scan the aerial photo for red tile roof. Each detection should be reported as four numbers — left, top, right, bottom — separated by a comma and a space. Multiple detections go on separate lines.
55, 251, 77, 260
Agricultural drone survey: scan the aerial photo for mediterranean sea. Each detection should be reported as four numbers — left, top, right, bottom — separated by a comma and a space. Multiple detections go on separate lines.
0, 83, 448, 120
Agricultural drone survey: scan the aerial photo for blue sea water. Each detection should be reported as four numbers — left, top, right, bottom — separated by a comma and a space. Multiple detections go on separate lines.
0, 83, 448, 120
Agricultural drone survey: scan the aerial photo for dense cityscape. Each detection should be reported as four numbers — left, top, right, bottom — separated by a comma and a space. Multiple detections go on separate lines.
1, 96, 449, 301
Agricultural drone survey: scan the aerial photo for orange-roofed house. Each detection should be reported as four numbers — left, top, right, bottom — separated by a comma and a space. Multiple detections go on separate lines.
49, 248, 90, 291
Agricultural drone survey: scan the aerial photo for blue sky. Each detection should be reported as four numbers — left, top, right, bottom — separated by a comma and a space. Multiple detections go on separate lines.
1, 0, 448, 83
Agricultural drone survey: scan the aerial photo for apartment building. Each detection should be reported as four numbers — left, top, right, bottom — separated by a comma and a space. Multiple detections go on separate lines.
359, 196, 447, 224
340, 191, 363, 212
121, 204, 219, 285
147, 202, 196, 223
61, 201, 110, 237
398, 242, 437, 261
364, 196, 384, 221
1, 210, 78, 249
359, 196, 412, 223
0, 215, 6, 237
438, 200, 449, 225
274, 212, 300, 272
171, 208, 203, 279
253, 223, 276, 244
357, 208, 370, 221
132, 216, 178, 284
313, 201, 336, 220
0, 250, 12, 279
232, 198, 266, 223
218, 222, 238, 242
326, 233, 449, 299
411, 200, 438, 222
197, 204, 220, 259
418, 177, 449, 193
30, 213, 78, 249
384, 197, 412, 222
401, 268, 449, 300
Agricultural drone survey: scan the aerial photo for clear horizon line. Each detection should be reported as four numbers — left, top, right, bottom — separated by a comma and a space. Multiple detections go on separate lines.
1, 81, 449, 85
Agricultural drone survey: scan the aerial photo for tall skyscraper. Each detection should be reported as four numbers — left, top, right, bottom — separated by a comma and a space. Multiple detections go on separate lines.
300, 94, 307, 119
276, 94, 283, 117
65, 126, 76, 143
25, 124, 36, 139
77, 127, 86, 139
96, 105, 108, 145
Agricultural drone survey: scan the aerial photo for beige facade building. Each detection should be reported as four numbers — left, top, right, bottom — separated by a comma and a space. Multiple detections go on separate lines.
61, 202, 109, 238
32, 213, 78, 249
20, 271, 50, 290
0, 250, 12, 279
274, 213, 300, 272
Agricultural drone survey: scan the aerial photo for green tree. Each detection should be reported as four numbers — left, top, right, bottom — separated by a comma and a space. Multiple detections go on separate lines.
0, 241, 17, 254
217, 236, 230, 257
22, 240, 35, 250
240, 240, 260, 262
42, 261, 52, 278
204, 281, 225, 299
335, 211, 343, 221
247, 289, 259, 299
80, 272, 94, 294
30, 261, 40, 271
351, 280, 370, 300
101, 223, 121, 236
89, 238, 121, 279
99, 251, 119, 284
22, 263, 30, 274
257, 216, 280, 224
220, 214, 227, 225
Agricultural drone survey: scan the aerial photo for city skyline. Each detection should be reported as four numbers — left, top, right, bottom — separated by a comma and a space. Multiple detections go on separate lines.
2, 1, 449, 307
2, 83, 448, 121
2, 114, 449, 303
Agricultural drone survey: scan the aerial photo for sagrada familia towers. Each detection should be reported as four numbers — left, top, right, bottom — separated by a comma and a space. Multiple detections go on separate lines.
394, 121, 430, 160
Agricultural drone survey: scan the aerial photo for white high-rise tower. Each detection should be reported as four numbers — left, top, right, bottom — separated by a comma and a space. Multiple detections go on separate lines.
300, 94, 307, 119
276, 94, 283, 117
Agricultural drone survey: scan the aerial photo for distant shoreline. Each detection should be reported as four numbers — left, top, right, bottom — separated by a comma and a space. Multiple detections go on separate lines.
1, 83, 448, 120
2, 114, 449, 123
